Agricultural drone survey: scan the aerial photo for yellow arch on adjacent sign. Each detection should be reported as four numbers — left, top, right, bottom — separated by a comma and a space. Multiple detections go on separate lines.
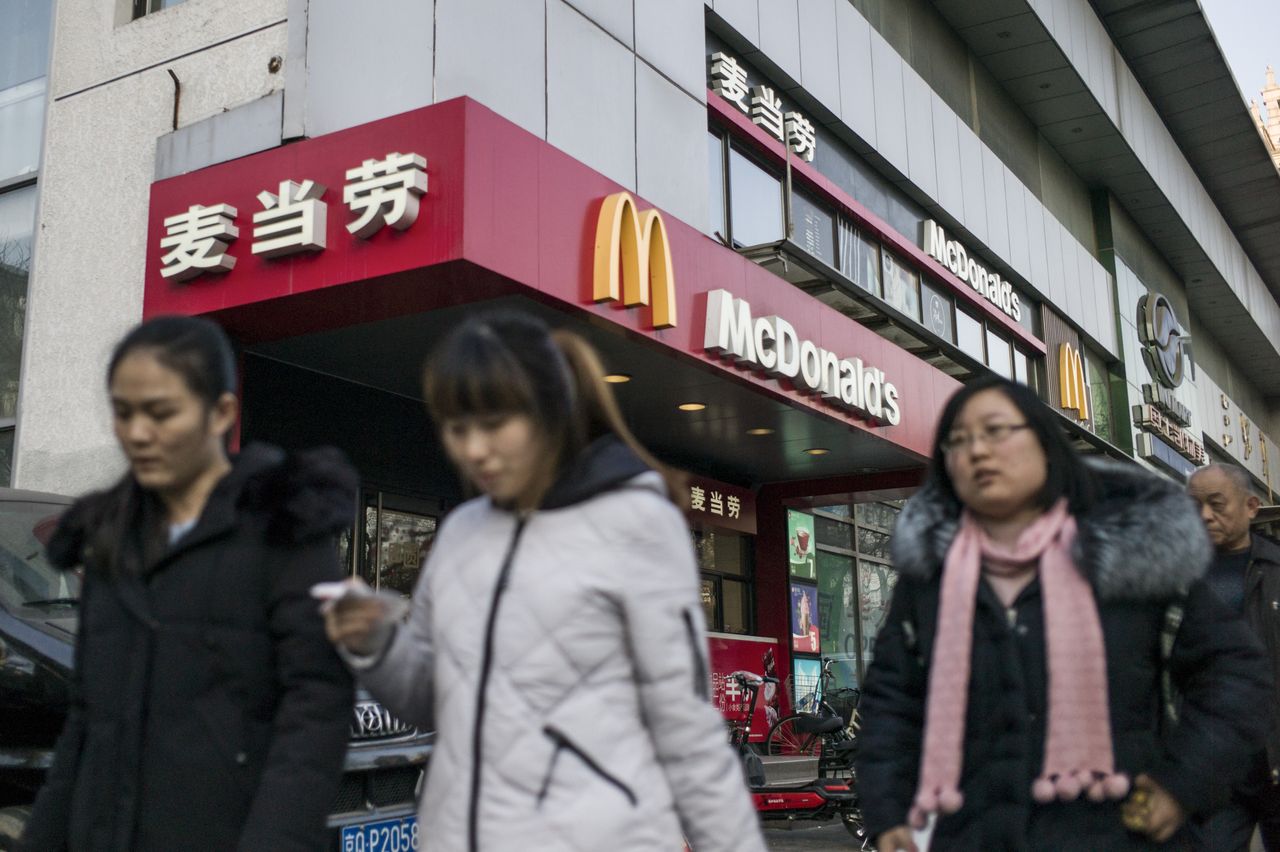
1058, 342, 1089, 421
593, 191, 677, 329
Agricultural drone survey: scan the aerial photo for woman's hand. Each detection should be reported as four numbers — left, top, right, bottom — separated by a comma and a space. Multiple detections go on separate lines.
316, 580, 396, 657
1121, 774, 1185, 842
876, 826, 918, 852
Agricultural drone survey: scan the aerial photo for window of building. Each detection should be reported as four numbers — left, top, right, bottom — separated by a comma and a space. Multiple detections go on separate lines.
728, 147, 783, 248
881, 250, 920, 321
920, 280, 954, 342
956, 308, 985, 363
694, 528, 753, 635
986, 329, 1012, 379
1, 0, 51, 184
1085, 350, 1114, 444
1013, 348, 1029, 385
708, 131, 727, 243
791, 189, 835, 267
133, 0, 187, 19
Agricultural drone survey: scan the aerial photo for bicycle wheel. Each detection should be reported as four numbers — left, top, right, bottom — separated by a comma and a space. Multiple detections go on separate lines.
766, 715, 825, 758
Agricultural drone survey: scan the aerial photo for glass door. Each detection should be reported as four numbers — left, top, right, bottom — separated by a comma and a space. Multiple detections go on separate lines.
343, 489, 441, 596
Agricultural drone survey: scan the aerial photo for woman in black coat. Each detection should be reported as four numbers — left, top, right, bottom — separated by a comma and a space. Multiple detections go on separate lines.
20, 316, 356, 851
856, 376, 1269, 852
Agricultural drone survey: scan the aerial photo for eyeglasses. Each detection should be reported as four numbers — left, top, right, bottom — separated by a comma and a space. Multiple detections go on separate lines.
941, 423, 1031, 454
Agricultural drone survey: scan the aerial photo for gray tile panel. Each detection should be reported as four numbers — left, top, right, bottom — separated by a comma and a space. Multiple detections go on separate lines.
156, 92, 282, 180
869, 33, 909, 175
547, 0, 636, 188
957, 122, 987, 243
711, 0, 760, 46
796, 0, 840, 112
637, 0, 706, 99
758, 0, 802, 84
981, 146, 1010, 262
835, 1, 876, 148
902, 69, 938, 201
636, 61, 709, 231
436, 0, 545, 137
564, 0, 633, 47
932, 93, 963, 217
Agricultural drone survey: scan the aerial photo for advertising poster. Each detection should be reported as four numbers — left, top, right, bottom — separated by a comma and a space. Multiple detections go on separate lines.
791, 656, 822, 713
790, 582, 821, 654
707, 634, 788, 740
787, 510, 816, 579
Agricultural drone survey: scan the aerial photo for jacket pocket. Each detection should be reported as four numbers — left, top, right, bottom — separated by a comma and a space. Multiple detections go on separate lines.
539, 725, 638, 808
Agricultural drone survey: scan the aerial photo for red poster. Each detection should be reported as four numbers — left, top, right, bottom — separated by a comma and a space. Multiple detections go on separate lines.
707, 634, 789, 741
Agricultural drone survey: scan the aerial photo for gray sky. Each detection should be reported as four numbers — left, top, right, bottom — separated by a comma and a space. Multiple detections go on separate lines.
1200, 0, 1277, 116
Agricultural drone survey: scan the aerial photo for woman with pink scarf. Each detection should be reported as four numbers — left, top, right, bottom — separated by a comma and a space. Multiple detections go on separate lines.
856, 377, 1269, 851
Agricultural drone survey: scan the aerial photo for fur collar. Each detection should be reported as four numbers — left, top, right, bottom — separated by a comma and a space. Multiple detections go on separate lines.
890, 457, 1210, 601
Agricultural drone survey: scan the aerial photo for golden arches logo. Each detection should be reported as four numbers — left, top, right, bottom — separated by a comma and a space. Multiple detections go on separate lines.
592, 192, 677, 328
1058, 342, 1089, 421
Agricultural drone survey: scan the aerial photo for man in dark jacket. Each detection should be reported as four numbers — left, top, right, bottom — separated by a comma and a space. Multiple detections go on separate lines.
1188, 463, 1280, 851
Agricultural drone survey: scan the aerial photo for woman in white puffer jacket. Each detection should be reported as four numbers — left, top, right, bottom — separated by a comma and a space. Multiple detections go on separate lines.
324, 312, 766, 852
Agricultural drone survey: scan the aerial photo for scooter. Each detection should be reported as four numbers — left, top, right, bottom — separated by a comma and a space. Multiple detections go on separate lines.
727, 671, 869, 847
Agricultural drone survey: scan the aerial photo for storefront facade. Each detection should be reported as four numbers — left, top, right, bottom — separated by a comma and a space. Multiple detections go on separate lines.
18, 0, 1280, 718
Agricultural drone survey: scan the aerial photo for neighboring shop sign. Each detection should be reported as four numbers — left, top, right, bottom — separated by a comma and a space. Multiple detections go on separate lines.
1130, 292, 1203, 468
685, 474, 756, 535
704, 289, 903, 426
158, 153, 428, 281
593, 191, 676, 329
707, 634, 788, 741
787, 510, 815, 580
708, 51, 816, 162
922, 221, 1022, 322
1057, 342, 1089, 421
1136, 432, 1197, 479
1205, 379, 1279, 500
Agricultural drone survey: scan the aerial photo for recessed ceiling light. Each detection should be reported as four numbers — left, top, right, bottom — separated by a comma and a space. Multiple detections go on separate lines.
1070, 126, 1083, 134
1039, 82, 1052, 90
678, 402, 706, 412
996, 30, 1012, 39
747, 427, 775, 436
803, 447, 830, 456
603, 373, 631, 383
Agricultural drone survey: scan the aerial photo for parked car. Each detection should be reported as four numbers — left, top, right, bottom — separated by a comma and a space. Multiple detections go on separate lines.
0, 488, 431, 851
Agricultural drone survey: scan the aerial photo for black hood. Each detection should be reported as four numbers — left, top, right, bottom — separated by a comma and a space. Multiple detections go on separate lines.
539, 435, 655, 511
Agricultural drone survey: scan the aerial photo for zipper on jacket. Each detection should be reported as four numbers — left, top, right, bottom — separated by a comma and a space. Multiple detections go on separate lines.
467, 516, 528, 852
681, 609, 710, 700
541, 725, 638, 807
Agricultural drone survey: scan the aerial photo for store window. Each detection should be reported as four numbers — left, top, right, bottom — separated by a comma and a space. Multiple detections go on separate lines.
920, 280, 954, 342
728, 147, 784, 248
1085, 350, 1114, 444
881, 250, 920, 321
349, 491, 439, 596
986, 328, 1013, 379
0, 0, 51, 184
792, 190, 835, 266
133, 0, 187, 19
956, 307, 985, 363
1014, 348, 1029, 385
708, 131, 726, 243
836, 223, 881, 297
694, 528, 753, 634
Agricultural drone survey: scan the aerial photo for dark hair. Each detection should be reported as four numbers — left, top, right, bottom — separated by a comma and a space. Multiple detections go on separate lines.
925, 375, 1096, 515
423, 311, 678, 505
107, 315, 237, 407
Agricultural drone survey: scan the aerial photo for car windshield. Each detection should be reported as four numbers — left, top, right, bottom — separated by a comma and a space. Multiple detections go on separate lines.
0, 501, 78, 611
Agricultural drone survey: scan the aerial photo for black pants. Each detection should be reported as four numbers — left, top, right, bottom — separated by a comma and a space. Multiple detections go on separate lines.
1186, 753, 1280, 852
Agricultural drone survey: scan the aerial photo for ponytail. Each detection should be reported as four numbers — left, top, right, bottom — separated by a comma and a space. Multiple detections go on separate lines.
550, 329, 686, 506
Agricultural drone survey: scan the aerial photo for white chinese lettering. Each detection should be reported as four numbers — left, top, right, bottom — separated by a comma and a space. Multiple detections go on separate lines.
726, 495, 741, 520
690, 485, 707, 512
709, 52, 750, 113
252, 180, 327, 258
709, 491, 725, 516
159, 204, 238, 280
786, 112, 816, 162
750, 86, 784, 141
344, 152, 428, 238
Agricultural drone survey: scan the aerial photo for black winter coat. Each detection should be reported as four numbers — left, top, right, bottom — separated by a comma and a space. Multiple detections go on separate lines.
856, 459, 1271, 851
20, 444, 357, 852
1245, 533, 1280, 778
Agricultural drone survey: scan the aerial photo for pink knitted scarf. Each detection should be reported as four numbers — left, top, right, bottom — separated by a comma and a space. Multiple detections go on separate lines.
908, 499, 1129, 829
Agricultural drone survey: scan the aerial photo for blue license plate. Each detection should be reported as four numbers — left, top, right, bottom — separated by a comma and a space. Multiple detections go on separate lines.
341, 816, 418, 852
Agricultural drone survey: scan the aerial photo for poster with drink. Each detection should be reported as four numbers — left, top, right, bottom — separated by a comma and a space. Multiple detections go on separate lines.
707, 633, 789, 741
788, 510, 816, 579
790, 582, 821, 654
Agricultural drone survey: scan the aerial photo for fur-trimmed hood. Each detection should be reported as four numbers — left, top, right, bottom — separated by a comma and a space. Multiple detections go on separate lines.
890, 457, 1211, 601
48, 442, 357, 571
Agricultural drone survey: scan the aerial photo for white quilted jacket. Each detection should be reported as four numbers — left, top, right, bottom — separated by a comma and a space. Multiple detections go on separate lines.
352, 468, 765, 852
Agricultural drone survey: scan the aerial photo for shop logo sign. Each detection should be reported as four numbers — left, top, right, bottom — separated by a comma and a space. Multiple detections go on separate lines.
922, 221, 1022, 322
1058, 342, 1089, 421
703, 289, 902, 426
593, 192, 677, 329
1137, 293, 1187, 389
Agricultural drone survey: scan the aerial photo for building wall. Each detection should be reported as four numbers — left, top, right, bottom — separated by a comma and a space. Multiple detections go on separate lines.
16, 0, 287, 492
